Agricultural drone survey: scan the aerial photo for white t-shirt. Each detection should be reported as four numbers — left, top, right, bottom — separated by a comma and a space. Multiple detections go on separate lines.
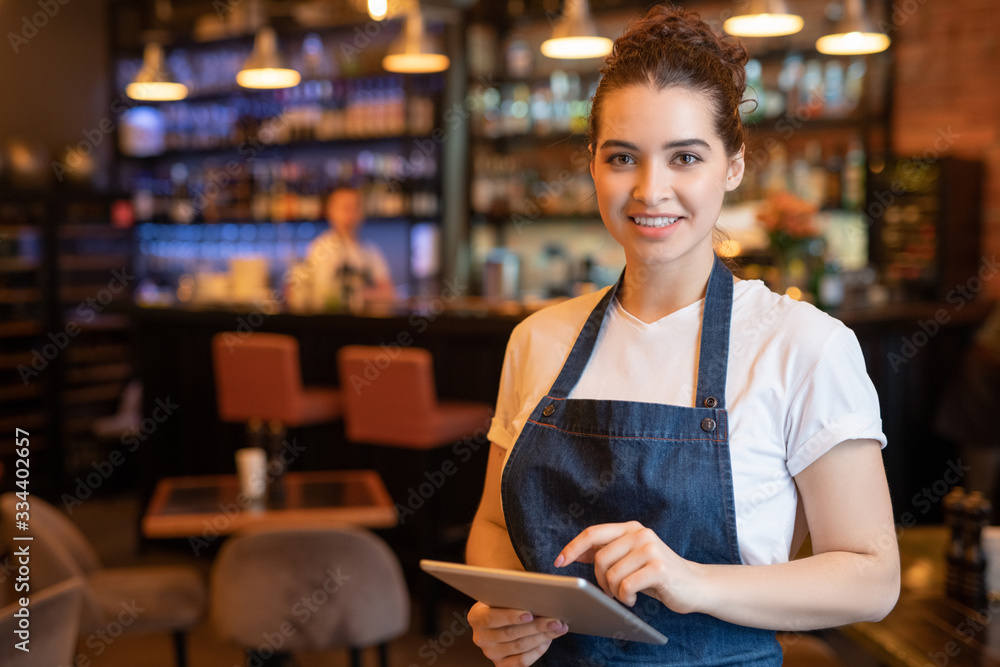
488, 279, 887, 567
298, 231, 392, 308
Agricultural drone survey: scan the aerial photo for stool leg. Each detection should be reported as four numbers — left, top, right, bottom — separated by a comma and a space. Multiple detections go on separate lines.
172, 631, 187, 667
350, 647, 362, 667
245, 649, 290, 667
378, 642, 390, 667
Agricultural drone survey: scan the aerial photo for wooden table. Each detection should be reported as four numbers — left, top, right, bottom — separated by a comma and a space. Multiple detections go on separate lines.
841, 526, 1000, 666
142, 469, 397, 539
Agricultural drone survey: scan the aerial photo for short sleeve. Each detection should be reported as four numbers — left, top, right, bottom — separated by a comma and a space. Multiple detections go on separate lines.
487, 332, 522, 451
784, 325, 887, 477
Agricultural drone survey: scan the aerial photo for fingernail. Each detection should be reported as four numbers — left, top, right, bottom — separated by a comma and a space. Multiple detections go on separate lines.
549, 621, 568, 634
520, 613, 533, 622
554, 554, 565, 567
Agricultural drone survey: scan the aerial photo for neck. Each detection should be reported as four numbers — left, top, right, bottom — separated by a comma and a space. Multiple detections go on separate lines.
617, 249, 718, 324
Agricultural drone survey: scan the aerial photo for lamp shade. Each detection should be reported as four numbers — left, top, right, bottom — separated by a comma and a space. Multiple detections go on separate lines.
126, 43, 188, 101
723, 0, 803, 37
816, 0, 890, 55
237, 26, 302, 89
540, 0, 612, 59
382, 9, 449, 74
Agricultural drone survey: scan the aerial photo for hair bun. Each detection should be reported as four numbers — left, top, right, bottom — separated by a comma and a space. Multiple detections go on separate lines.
589, 5, 750, 157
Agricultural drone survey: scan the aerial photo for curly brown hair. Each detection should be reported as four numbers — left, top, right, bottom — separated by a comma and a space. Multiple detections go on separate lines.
588, 4, 751, 159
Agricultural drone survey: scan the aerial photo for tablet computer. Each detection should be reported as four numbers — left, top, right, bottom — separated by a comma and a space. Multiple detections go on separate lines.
419, 560, 668, 645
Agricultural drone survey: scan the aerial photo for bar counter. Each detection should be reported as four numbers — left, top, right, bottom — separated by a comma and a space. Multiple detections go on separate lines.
130, 294, 995, 524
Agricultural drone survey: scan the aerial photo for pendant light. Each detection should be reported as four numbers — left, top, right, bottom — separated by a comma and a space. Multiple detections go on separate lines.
126, 0, 187, 101
382, 3, 449, 74
723, 0, 803, 38
237, 26, 302, 89
541, 0, 612, 59
816, 0, 890, 55
126, 42, 188, 101
368, 0, 389, 21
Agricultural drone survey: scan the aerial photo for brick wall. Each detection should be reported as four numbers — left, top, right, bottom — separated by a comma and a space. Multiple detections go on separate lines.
891, 0, 1000, 295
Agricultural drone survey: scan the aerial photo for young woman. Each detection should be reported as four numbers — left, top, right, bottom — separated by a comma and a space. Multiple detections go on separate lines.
465, 6, 899, 666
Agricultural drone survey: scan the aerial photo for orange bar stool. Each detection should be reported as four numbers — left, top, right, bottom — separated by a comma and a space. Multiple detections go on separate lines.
337, 346, 492, 450
212, 332, 341, 471
337, 345, 493, 633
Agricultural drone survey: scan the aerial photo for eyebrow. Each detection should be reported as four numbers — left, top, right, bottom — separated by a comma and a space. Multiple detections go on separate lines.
598, 138, 712, 152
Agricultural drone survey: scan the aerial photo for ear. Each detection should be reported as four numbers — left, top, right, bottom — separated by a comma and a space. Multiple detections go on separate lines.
725, 143, 745, 192
589, 144, 596, 183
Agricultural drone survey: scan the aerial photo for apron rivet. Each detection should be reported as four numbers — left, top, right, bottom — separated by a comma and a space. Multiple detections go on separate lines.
701, 417, 717, 432
704, 396, 717, 408
542, 404, 555, 417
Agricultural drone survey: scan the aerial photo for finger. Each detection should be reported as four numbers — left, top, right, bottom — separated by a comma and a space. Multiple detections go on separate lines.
479, 616, 562, 646
602, 551, 650, 606
557, 522, 639, 567
469, 602, 535, 629
497, 638, 553, 667
591, 536, 640, 596
493, 621, 567, 659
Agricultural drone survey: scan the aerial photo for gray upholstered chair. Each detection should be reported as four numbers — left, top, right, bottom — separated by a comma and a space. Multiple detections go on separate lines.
0, 577, 85, 667
211, 524, 410, 667
0, 493, 204, 667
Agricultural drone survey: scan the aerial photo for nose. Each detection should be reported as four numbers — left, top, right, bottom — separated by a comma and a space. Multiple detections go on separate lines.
631, 161, 674, 206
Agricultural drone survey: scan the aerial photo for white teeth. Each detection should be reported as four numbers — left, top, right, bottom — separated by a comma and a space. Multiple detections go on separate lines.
632, 216, 680, 228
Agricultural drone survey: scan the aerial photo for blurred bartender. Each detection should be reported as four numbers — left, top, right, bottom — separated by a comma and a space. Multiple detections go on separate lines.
299, 187, 395, 310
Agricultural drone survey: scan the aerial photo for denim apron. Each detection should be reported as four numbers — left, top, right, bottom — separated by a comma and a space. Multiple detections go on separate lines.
501, 256, 782, 666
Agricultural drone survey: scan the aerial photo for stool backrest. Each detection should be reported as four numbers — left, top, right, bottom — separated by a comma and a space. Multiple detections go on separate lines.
210, 524, 409, 651
212, 332, 304, 424
0, 577, 84, 667
337, 346, 438, 445
1, 493, 102, 586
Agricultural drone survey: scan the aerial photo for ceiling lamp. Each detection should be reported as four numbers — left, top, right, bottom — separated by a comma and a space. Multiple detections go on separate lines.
382, 5, 449, 73
237, 26, 301, 89
541, 0, 612, 59
126, 43, 188, 101
368, 0, 388, 21
816, 0, 890, 55
723, 0, 803, 37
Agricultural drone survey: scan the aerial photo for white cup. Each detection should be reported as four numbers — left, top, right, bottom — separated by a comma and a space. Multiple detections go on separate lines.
235, 447, 268, 500
983, 526, 1000, 597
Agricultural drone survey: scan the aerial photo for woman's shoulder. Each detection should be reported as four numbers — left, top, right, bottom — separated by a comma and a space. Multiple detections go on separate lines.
732, 279, 853, 354
510, 287, 612, 346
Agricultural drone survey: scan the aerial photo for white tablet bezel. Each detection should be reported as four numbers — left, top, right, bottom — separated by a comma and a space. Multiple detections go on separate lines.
419, 560, 668, 645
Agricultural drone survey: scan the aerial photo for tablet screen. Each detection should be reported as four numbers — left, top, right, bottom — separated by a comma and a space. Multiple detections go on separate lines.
420, 560, 668, 645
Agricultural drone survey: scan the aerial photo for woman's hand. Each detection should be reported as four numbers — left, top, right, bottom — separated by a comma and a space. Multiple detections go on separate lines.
556, 521, 705, 615
468, 602, 568, 666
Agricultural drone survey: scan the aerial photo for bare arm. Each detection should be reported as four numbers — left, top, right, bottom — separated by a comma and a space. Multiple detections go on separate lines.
466, 442, 523, 570
558, 439, 900, 631
466, 443, 567, 666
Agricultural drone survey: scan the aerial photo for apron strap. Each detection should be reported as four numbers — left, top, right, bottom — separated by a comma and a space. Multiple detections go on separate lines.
695, 255, 734, 410
545, 272, 623, 399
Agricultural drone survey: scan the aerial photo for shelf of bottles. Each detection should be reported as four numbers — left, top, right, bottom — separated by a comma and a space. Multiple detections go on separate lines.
0, 197, 49, 460
56, 198, 136, 482
112, 24, 446, 299
468, 69, 600, 224
732, 51, 886, 210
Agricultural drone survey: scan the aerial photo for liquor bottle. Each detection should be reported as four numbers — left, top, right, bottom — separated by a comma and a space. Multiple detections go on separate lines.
944, 486, 967, 600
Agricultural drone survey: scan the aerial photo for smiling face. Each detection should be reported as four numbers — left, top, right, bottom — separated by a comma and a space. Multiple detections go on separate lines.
590, 83, 744, 273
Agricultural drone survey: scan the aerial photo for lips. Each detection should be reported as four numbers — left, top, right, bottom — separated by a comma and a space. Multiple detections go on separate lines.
630, 215, 683, 228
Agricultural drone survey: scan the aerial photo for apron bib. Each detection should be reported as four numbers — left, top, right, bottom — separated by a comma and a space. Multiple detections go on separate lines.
501, 255, 782, 666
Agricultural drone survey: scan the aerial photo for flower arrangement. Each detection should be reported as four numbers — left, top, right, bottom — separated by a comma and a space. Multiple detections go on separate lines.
756, 190, 819, 250
756, 191, 822, 295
